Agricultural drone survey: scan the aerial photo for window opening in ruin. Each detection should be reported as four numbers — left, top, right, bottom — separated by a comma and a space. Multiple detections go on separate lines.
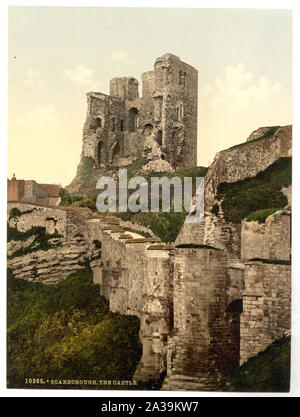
184, 72, 187, 87
98, 141, 103, 165
156, 130, 162, 146
180, 104, 183, 121
129, 107, 139, 132
120, 119, 124, 132
176, 107, 179, 121
95, 117, 102, 128
112, 118, 116, 132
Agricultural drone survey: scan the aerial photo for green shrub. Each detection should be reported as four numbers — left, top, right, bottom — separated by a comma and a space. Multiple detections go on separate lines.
216, 158, 291, 223
221, 335, 290, 392
149, 210, 187, 243
7, 266, 142, 389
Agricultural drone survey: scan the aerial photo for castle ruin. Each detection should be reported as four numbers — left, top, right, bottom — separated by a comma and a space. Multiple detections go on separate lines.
79, 53, 197, 171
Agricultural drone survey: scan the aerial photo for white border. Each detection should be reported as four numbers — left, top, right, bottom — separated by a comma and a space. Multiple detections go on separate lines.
1, 0, 299, 398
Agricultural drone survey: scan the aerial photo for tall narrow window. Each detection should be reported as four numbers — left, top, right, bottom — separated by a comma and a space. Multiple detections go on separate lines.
129, 108, 139, 132
112, 118, 116, 132
120, 119, 124, 132
176, 107, 179, 121
98, 142, 103, 165
180, 104, 183, 121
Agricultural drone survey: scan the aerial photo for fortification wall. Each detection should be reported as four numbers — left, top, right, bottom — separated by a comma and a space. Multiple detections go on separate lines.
240, 261, 291, 364
7, 202, 91, 283
241, 210, 291, 261
205, 125, 292, 211
163, 246, 240, 391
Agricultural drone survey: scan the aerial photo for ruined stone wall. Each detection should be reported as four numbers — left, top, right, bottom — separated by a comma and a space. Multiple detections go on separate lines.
240, 261, 291, 364
203, 214, 241, 261
71, 53, 198, 190
7, 202, 91, 283
241, 210, 291, 261
163, 247, 240, 391
205, 125, 292, 211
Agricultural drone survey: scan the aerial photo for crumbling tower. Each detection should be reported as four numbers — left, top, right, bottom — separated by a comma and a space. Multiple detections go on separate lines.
78, 53, 198, 174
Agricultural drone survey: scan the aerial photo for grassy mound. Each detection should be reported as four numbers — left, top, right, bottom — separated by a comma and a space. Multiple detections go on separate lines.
7, 266, 143, 389
222, 335, 290, 392
216, 157, 291, 223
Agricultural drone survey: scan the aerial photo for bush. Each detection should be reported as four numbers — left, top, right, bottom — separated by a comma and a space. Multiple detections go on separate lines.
7, 266, 142, 389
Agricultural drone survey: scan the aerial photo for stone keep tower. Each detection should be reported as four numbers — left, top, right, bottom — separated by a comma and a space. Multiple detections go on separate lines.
80, 53, 198, 171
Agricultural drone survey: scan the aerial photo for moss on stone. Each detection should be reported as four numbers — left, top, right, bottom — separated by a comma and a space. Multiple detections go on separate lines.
216, 157, 291, 223
7, 224, 63, 259
246, 208, 281, 223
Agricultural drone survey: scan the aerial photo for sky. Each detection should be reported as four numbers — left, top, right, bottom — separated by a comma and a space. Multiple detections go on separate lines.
8, 6, 293, 186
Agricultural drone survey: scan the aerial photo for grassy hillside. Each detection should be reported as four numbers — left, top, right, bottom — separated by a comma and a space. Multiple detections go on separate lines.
7, 265, 144, 389
216, 157, 291, 223
222, 335, 291, 392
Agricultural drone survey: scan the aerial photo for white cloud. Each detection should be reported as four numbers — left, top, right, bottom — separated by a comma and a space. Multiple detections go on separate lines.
112, 50, 135, 64
24, 68, 44, 88
17, 105, 56, 127
202, 63, 282, 109
63, 64, 99, 90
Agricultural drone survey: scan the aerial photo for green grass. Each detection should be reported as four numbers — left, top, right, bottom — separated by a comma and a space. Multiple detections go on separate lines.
216, 157, 291, 223
246, 208, 282, 223
221, 335, 290, 392
7, 265, 143, 389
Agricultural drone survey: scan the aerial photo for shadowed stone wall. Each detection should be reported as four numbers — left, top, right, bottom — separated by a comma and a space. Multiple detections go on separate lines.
240, 261, 291, 364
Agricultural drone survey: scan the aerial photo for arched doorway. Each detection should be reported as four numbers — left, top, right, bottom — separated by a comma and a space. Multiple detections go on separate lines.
129, 108, 139, 132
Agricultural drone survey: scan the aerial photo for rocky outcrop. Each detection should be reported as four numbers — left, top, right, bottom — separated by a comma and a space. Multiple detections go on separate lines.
205, 125, 292, 212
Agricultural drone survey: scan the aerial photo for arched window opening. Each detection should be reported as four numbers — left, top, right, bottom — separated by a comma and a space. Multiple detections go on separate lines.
129, 108, 139, 132
143, 123, 153, 136
120, 119, 124, 132
176, 107, 179, 121
156, 130, 162, 147
98, 142, 103, 165
180, 104, 183, 121
95, 117, 102, 128
184, 72, 187, 87
226, 299, 243, 314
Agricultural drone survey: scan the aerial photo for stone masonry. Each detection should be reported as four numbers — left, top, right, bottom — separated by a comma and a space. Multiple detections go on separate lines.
7, 126, 292, 389
74, 53, 197, 175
